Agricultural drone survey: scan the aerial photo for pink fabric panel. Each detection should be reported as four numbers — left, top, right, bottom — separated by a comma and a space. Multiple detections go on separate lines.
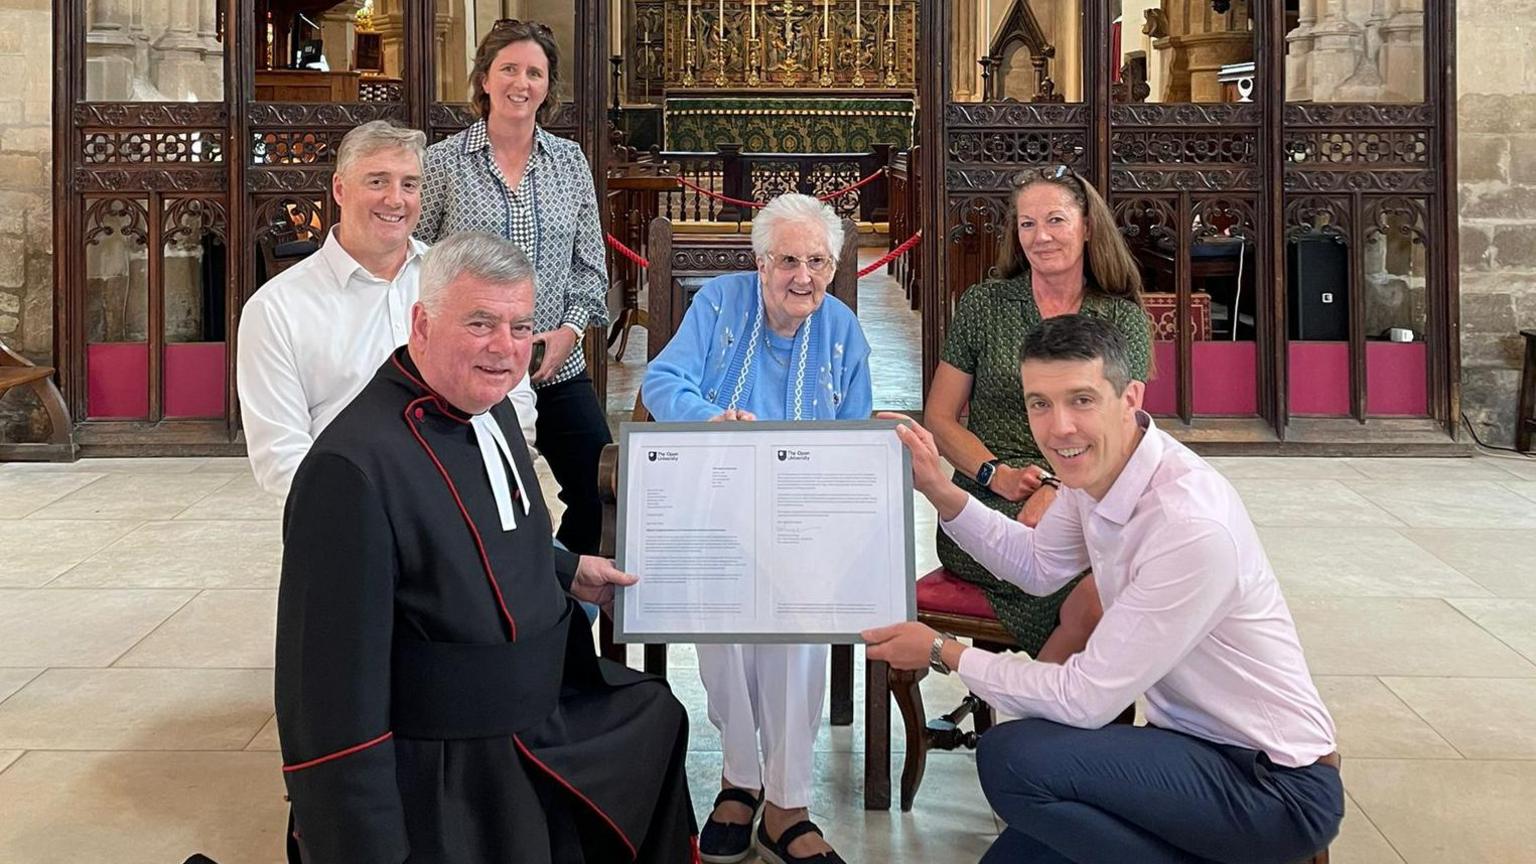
1366, 341, 1428, 416
165, 342, 227, 418
1144, 341, 1177, 415
86, 342, 149, 420
1192, 342, 1258, 415
1288, 342, 1351, 416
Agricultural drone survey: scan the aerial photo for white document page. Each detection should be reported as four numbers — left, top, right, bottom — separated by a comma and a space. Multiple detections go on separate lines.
617, 422, 914, 642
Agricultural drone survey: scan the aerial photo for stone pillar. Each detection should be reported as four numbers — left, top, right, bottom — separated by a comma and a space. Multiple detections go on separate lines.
1378, 0, 1424, 101
371, 0, 406, 80
951, 0, 976, 101
1308, 0, 1366, 101
321, 3, 362, 73
1286, 0, 1318, 100
198, 0, 225, 93
85, 0, 137, 100
153, 0, 211, 99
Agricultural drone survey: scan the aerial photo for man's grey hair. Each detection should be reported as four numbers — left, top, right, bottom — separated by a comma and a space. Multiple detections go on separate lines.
1019, 314, 1136, 394
418, 232, 535, 314
335, 120, 427, 179
750, 193, 845, 263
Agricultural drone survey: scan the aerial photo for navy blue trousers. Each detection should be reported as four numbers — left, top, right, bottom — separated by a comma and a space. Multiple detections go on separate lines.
977, 719, 1343, 864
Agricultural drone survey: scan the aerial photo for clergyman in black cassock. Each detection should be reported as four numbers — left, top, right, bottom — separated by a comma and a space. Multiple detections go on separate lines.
274, 232, 697, 864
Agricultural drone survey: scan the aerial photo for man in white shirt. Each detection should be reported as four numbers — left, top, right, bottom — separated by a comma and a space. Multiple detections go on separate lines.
866, 315, 1342, 864
238, 120, 537, 498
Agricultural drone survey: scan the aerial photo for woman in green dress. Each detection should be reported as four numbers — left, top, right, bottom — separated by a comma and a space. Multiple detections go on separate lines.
928, 166, 1152, 660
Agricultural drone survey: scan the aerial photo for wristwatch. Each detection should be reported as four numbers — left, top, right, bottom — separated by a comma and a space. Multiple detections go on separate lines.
975, 459, 1001, 489
930, 633, 955, 675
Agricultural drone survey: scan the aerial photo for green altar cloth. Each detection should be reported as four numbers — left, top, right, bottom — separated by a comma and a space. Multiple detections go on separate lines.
664, 96, 914, 152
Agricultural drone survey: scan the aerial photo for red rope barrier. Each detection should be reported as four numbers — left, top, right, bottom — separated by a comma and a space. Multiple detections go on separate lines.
857, 229, 922, 279
674, 166, 888, 210
817, 167, 886, 202
605, 233, 649, 269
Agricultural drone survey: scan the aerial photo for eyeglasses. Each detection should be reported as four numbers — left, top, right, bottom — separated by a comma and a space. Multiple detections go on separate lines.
764, 252, 834, 274
492, 18, 554, 35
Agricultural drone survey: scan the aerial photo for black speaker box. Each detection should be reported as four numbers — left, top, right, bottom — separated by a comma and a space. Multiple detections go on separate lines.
1287, 234, 1349, 341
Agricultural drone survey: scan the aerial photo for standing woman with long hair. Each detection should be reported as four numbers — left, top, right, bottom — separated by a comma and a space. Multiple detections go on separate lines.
926, 165, 1152, 662
417, 20, 611, 554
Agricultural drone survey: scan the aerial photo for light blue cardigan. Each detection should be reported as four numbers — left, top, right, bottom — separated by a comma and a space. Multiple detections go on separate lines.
642, 272, 873, 422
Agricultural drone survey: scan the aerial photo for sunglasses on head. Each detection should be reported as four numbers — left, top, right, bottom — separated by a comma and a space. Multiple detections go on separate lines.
492, 18, 554, 35
1014, 164, 1083, 188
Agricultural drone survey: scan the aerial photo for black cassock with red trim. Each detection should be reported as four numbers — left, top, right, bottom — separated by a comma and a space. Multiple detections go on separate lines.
275, 347, 697, 864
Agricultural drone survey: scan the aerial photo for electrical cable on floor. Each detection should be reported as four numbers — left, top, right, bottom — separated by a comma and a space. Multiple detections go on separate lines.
1460, 410, 1536, 458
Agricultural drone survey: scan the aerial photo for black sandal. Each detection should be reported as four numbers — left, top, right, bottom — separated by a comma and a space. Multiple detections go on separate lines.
754, 819, 847, 864
697, 787, 763, 864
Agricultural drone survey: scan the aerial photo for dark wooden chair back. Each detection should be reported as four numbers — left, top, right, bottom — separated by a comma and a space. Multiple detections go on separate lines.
0, 337, 76, 462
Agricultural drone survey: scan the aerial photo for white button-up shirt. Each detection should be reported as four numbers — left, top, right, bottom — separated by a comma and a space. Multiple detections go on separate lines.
949, 413, 1336, 768
237, 227, 538, 498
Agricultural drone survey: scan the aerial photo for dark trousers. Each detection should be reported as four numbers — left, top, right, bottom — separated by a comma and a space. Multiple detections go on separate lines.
977, 719, 1343, 864
534, 373, 612, 555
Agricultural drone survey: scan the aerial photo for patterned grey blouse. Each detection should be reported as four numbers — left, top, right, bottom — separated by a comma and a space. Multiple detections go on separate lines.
416, 120, 609, 387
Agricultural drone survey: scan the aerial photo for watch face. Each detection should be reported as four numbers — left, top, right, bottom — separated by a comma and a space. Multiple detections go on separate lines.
977, 461, 995, 487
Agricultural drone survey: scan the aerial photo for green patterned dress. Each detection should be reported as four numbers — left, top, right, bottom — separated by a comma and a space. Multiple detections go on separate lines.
937, 274, 1152, 654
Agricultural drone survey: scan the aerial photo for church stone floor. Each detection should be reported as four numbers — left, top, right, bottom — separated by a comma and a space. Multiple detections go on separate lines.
2, 451, 1536, 863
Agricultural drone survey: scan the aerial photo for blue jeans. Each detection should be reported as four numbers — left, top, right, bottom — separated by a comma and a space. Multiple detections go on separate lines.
977, 719, 1343, 864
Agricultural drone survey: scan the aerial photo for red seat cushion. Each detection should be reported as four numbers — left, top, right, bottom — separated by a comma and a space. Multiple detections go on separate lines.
915, 567, 997, 620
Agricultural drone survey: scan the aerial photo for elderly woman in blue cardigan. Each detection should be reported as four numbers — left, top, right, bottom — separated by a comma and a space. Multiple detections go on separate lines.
643, 193, 871, 864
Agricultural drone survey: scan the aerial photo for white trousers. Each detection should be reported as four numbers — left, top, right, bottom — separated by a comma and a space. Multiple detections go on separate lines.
698, 642, 828, 809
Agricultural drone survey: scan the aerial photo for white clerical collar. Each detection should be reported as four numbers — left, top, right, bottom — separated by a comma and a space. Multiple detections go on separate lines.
470, 412, 531, 531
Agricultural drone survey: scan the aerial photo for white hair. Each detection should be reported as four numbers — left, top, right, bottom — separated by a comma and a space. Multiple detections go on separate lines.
418, 232, 535, 313
750, 193, 844, 263
335, 120, 427, 179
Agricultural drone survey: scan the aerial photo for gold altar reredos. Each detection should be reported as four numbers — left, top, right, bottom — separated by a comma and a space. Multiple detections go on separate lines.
629, 0, 917, 93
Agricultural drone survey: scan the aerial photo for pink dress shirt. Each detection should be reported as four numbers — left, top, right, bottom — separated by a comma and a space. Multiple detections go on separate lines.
949, 414, 1337, 768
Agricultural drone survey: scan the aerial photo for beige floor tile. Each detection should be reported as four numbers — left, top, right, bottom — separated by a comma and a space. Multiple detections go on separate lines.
1227, 479, 1406, 527
0, 751, 19, 774
1208, 456, 1369, 479
1503, 480, 1536, 504
1332, 794, 1407, 864
174, 473, 285, 521
1400, 529, 1536, 598
0, 750, 287, 864
0, 668, 272, 750
1342, 457, 1519, 482
28, 473, 235, 521
1345, 759, 1536, 863
0, 520, 141, 587
1289, 598, 1536, 678
1259, 527, 1493, 599
0, 589, 194, 666
193, 458, 254, 475
1379, 677, 1536, 760
1447, 599, 1536, 665
245, 714, 279, 752
1482, 456, 1536, 481
114, 590, 277, 669
1342, 480, 1536, 529
51, 521, 282, 589
3, 457, 207, 475
684, 749, 997, 862
0, 669, 41, 704
1313, 677, 1460, 760
0, 472, 105, 518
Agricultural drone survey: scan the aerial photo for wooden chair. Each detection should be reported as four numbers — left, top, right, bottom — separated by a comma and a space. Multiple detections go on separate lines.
596, 214, 861, 724
867, 567, 1019, 811
0, 338, 77, 462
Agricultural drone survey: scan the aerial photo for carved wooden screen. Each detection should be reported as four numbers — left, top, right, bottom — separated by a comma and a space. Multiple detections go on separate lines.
918, 0, 1458, 447
55, 0, 609, 454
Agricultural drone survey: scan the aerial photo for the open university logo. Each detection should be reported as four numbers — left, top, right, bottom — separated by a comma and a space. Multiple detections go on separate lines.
777, 450, 787, 461
648, 451, 658, 461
